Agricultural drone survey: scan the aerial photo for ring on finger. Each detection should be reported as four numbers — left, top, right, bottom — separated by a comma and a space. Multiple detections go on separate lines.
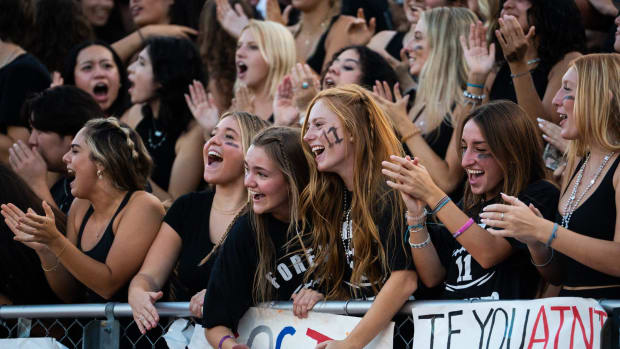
301, 82, 309, 89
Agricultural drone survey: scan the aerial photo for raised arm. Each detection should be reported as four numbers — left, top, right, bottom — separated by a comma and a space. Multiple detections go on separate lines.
111, 25, 198, 63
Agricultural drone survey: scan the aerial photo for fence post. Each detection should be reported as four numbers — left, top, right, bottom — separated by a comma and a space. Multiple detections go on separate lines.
81, 302, 119, 349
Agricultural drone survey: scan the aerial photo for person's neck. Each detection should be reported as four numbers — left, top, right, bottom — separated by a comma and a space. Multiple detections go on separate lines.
588, 145, 616, 163
0, 40, 25, 69
87, 183, 127, 217
301, 1, 333, 29
148, 99, 161, 119
250, 84, 273, 121
213, 177, 247, 212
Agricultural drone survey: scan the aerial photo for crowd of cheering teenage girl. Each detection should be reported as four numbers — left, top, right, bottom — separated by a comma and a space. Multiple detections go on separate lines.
1, 0, 619, 347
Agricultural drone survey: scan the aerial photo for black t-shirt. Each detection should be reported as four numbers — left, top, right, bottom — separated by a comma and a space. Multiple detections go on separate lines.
203, 213, 313, 332
0, 54, 50, 133
163, 190, 217, 301
339, 193, 413, 300
428, 180, 559, 300
50, 177, 74, 214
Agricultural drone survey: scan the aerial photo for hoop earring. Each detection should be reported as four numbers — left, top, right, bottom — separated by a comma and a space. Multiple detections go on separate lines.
97, 169, 103, 179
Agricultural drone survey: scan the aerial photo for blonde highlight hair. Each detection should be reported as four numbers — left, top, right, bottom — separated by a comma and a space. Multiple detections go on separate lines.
237, 20, 296, 98
300, 84, 406, 299
412, 7, 477, 133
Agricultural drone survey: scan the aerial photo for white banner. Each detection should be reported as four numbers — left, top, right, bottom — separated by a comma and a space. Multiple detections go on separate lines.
0, 338, 68, 349
189, 307, 394, 348
412, 297, 607, 349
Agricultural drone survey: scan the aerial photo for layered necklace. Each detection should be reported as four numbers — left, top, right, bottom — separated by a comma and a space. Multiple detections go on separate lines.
341, 190, 354, 269
561, 152, 613, 228
147, 116, 166, 149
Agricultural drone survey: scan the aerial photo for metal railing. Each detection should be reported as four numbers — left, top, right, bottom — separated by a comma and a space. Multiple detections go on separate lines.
1, 300, 619, 348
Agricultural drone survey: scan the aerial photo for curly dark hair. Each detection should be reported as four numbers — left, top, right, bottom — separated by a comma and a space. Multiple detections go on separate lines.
28, 0, 94, 73
197, 0, 253, 110
0, 163, 65, 305
142, 37, 207, 140
0, 0, 34, 45
321, 45, 399, 91
498, 0, 586, 65
63, 41, 130, 116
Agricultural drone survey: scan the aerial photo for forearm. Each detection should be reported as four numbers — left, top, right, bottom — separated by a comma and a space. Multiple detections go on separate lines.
29, 181, 58, 209
509, 62, 551, 123
111, 30, 145, 63
0, 134, 13, 163
428, 190, 513, 269
36, 243, 80, 303
545, 223, 620, 277
409, 227, 446, 287
49, 237, 131, 300
129, 273, 162, 295
148, 178, 173, 202
344, 271, 417, 348
205, 326, 238, 349
527, 239, 563, 285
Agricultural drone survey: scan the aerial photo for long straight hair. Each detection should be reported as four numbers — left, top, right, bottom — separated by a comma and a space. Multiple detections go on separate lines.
300, 85, 406, 299
458, 101, 546, 214
412, 7, 476, 134
249, 127, 310, 303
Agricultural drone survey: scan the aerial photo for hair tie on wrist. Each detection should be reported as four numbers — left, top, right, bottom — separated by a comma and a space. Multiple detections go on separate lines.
453, 218, 474, 238
219, 335, 233, 349
466, 82, 484, 89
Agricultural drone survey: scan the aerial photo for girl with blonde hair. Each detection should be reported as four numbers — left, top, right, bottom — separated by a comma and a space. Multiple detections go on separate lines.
299, 84, 417, 348
128, 112, 268, 333
482, 53, 620, 298
233, 20, 296, 121
376, 7, 477, 195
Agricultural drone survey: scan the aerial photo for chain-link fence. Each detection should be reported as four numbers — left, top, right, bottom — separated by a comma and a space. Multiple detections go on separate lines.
1, 300, 619, 348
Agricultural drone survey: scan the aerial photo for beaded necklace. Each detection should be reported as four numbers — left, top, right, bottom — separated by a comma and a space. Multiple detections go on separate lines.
561, 152, 613, 228
342, 191, 353, 268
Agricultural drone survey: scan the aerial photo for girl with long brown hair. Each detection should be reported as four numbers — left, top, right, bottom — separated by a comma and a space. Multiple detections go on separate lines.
383, 100, 558, 299
299, 84, 417, 348
203, 126, 313, 349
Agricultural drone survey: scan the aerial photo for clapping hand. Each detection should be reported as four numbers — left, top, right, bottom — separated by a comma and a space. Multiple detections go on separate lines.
215, 0, 250, 39
290, 63, 320, 112
461, 21, 495, 78
346, 8, 376, 46
495, 15, 535, 65
273, 76, 300, 126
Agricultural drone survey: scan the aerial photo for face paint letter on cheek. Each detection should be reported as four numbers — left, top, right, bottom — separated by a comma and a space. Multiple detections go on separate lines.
563, 95, 575, 101
224, 141, 240, 148
322, 131, 334, 147
327, 127, 344, 144
477, 153, 492, 160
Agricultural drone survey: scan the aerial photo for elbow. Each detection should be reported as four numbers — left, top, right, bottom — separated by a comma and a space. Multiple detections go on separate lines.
402, 271, 418, 296
419, 273, 443, 289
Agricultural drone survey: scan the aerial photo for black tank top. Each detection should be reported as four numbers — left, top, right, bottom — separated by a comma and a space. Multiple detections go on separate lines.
77, 191, 134, 302
489, 61, 550, 103
385, 31, 406, 60
135, 114, 176, 191
306, 15, 341, 74
557, 154, 620, 298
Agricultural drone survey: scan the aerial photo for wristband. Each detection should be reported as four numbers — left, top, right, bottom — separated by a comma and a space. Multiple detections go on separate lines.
400, 127, 421, 143
463, 90, 486, 100
531, 248, 554, 267
453, 218, 474, 238
510, 70, 531, 79
409, 232, 431, 248
466, 82, 484, 89
430, 196, 451, 216
545, 223, 558, 248
219, 335, 233, 349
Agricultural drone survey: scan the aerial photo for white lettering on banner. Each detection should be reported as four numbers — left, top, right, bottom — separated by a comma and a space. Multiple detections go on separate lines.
412, 297, 607, 349
188, 308, 394, 348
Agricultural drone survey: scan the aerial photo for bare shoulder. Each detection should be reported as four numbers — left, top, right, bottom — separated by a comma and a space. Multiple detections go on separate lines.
175, 121, 204, 152
369, 30, 397, 46
549, 51, 582, 78
126, 191, 165, 215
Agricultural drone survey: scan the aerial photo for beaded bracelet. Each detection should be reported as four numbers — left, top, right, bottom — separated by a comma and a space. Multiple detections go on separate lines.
409, 232, 431, 249
400, 127, 421, 143
531, 248, 554, 267
430, 196, 451, 216
405, 208, 428, 222
463, 90, 486, 101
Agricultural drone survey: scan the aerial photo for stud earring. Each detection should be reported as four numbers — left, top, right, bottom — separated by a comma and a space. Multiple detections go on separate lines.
97, 169, 103, 179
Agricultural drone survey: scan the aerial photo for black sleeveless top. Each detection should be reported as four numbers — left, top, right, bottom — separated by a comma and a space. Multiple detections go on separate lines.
77, 191, 134, 302
385, 31, 406, 60
557, 154, 620, 298
306, 15, 341, 74
489, 61, 551, 103
136, 114, 177, 191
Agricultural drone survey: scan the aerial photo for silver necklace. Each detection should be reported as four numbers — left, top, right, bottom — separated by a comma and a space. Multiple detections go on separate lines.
562, 152, 613, 227
147, 116, 166, 149
342, 191, 353, 268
